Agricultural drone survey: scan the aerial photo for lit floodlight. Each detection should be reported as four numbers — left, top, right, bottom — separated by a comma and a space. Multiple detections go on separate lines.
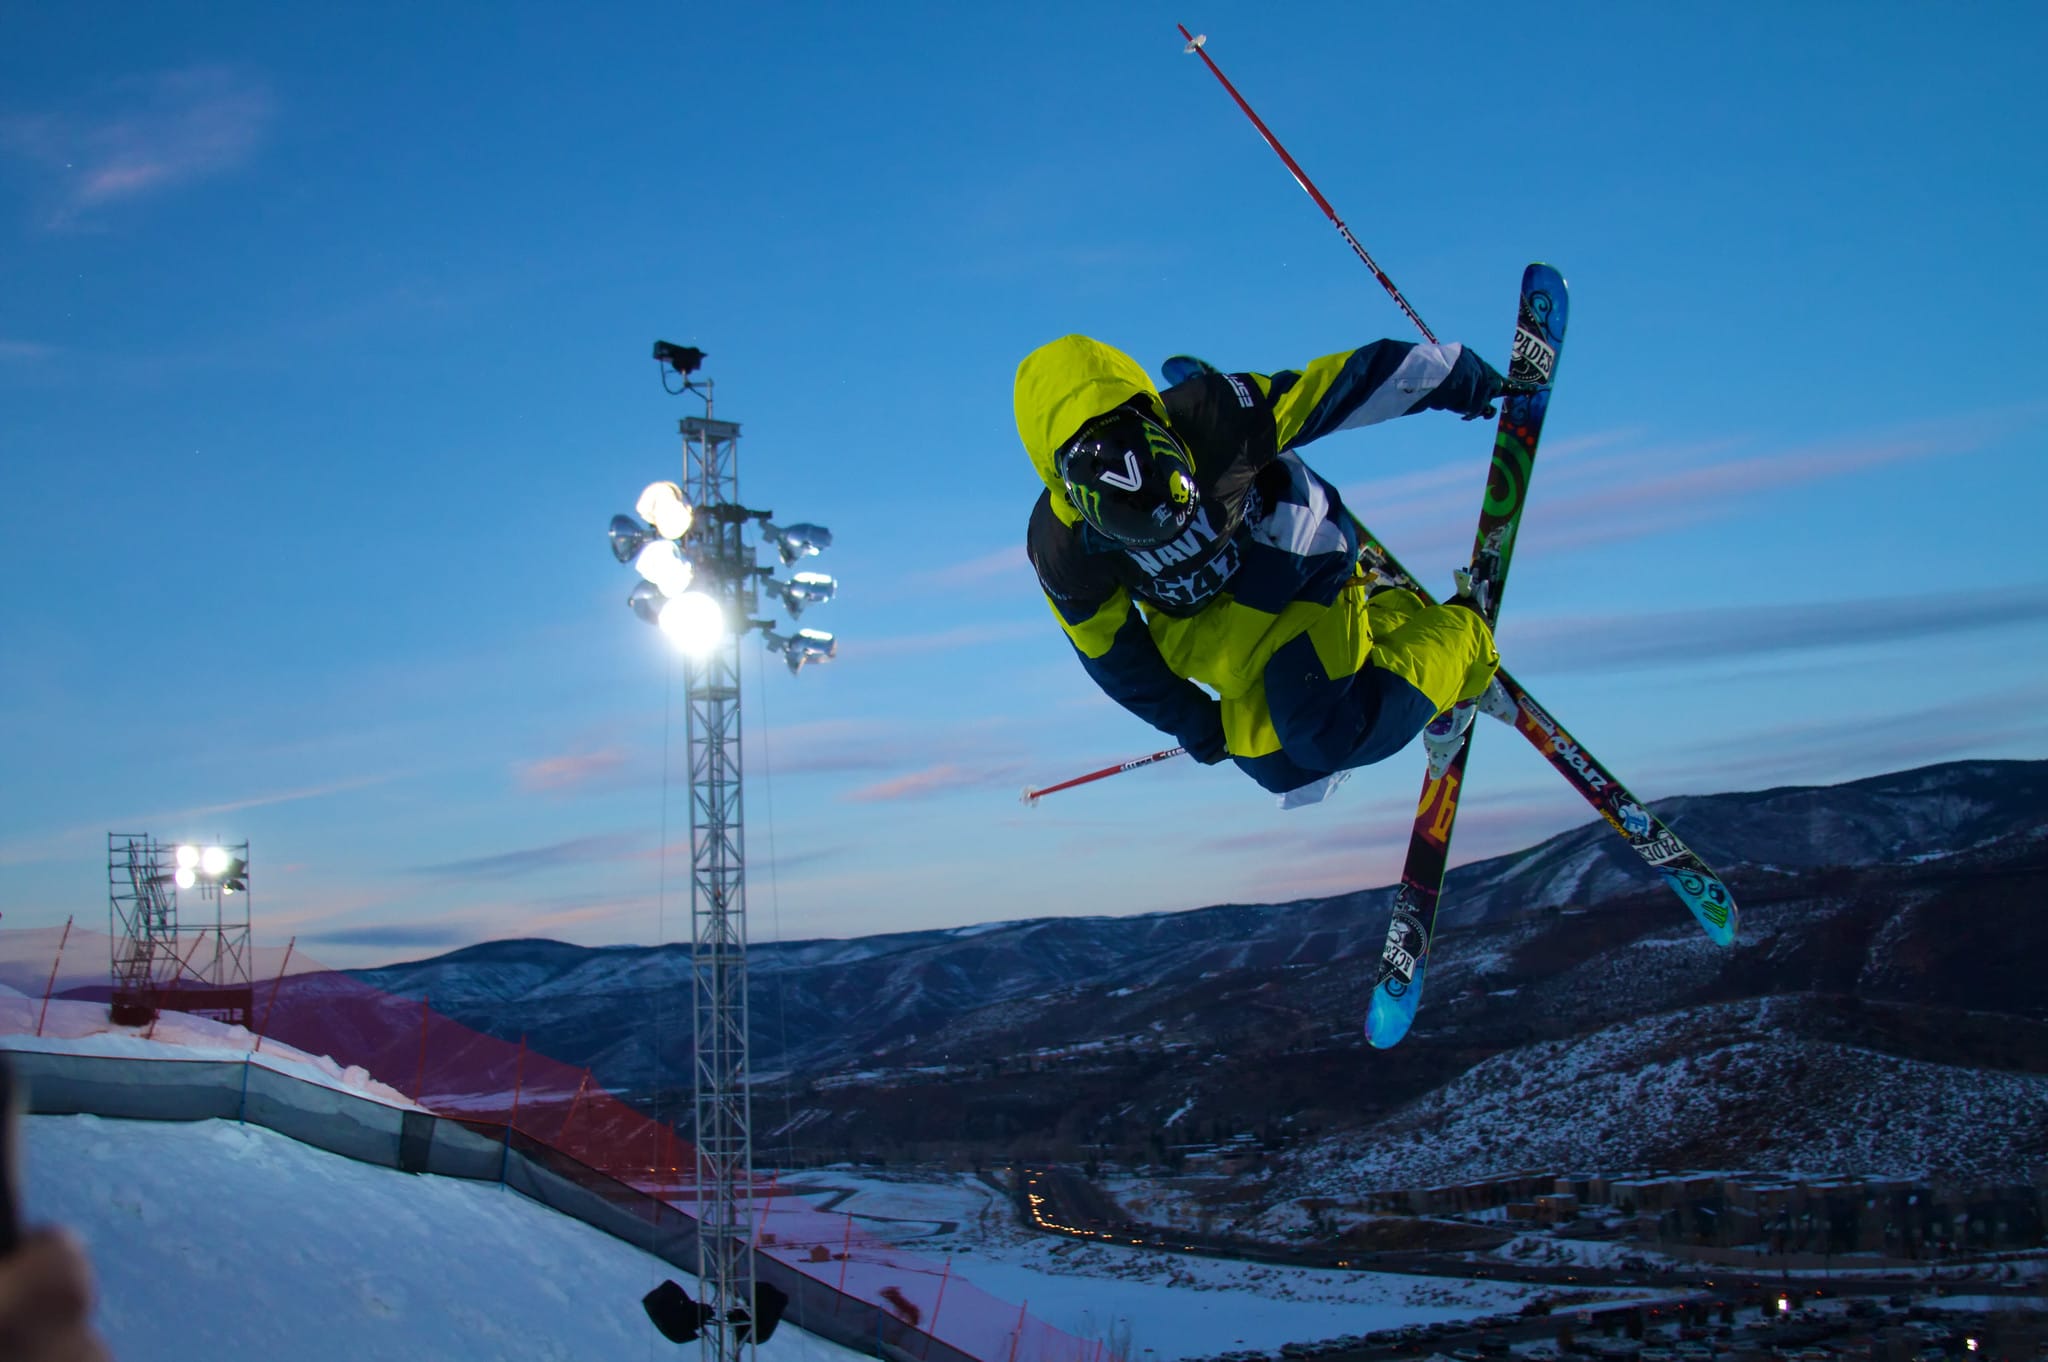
200, 845, 230, 876
657, 589, 727, 656
635, 481, 694, 540
175, 866, 196, 890
762, 520, 832, 566
777, 570, 837, 618
628, 580, 667, 626
609, 513, 657, 564
633, 538, 695, 598
175, 844, 200, 870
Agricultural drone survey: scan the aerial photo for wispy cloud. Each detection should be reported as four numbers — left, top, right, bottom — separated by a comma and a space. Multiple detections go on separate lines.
899, 546, 1032, 592
842, 761, 1027, 803
0, 339, 56, 362
1502, 583, 2048, 675
752, 717, 909, 776
300, 923, 475, 951
514, 744, 632, 795
839, 620, 1044, 662
1340, 408, 2027, 568
2, 66, 271, 226
409, 834, 641, 881
0, 773, 400, 869
1663, 680, 2048, 792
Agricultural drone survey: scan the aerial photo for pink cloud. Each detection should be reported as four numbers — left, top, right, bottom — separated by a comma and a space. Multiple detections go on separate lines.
2, 66, 272, 225
515, 745, 630, 794
842, 762, 1023, 803
1341, 409, 2024, 571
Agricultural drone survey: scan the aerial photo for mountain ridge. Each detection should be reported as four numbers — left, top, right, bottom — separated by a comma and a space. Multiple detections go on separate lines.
342, 757, 2048, 1183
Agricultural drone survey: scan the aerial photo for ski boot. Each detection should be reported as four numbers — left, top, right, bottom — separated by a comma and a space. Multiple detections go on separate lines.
1422, 676, 1512, 779
1421, 701, 1477, 779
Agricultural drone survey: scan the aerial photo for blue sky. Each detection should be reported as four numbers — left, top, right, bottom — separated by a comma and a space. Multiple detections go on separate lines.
3, 3, 2044, 968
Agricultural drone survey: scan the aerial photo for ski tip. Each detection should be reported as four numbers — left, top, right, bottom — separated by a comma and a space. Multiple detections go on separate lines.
1659, 867, 1740, 946
1365, 960, 1425, 1049
1365, 991, 1415, 1049
1020, 786, 1041, 806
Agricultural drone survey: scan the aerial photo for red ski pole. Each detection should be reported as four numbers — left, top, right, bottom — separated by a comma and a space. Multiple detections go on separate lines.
1177, 25, 1439, 345
1022, 746, 1187, 805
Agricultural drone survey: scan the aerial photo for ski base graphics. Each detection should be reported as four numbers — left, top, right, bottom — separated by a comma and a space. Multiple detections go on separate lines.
1368, 263, 1568, 1050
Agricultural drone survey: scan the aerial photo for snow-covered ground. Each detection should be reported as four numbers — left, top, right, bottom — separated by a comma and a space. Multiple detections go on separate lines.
6, 1009, 1664, 1362
773, 1169, 1658, 1359
27, 1114, 869, 1362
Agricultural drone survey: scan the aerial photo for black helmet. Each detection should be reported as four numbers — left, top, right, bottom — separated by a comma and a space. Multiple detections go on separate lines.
1056, 403, 1199, 550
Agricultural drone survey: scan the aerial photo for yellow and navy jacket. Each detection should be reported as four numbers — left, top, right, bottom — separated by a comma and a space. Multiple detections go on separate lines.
1017, 333, 1496, 756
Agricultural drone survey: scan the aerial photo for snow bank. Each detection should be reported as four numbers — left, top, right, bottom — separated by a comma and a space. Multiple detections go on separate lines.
0, 994, 421, 1109
27, 1114, 868, 1362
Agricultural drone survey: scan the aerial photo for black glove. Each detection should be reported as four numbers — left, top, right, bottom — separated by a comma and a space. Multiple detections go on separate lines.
1160, 355, 1221, 387
1416, 345, 1509, 422
1178, 703, 1230, 765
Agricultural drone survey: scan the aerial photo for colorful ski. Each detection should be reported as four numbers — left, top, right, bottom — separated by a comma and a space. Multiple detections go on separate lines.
1350, 530, 1738, 948
1367, 263, 1568, 1050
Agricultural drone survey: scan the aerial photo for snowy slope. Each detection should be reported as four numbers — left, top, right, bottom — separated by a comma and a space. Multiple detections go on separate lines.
1280, 997, 2048, 1195
768, 1168, 1622, 1358
25, 1114, 868, 1362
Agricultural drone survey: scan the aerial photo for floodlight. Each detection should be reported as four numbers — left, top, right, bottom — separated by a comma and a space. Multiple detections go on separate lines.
200, 845, 230, 876
643, 1279, 711, 1344
735, 1282, 790, 1344
633, 539, 695, 598
651, 341, 705, 377
635, 481, 693, 540
610, 514, 657, 564
769, 626, 836, 674
175, 866, 196, 890
777, 570, 837, 618
657, 589, 727, 656
175, 845, 200, 870
628, 581, 667, 626
761, 520, 832, 566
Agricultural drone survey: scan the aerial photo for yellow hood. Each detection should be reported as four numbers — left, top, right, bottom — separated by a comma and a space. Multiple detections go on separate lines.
1014, 335, 1165, 527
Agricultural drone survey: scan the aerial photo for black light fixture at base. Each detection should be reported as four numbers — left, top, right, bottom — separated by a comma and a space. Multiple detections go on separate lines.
642, 1279, 788, 1346
642, 1280, 711, 1344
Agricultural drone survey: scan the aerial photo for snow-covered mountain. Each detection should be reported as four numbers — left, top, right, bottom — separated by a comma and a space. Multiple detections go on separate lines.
349, 758, 2048, 1183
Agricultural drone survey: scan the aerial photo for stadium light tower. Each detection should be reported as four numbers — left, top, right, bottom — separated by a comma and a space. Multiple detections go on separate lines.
106, 834, 253, 1027
611, 340, 830, 1356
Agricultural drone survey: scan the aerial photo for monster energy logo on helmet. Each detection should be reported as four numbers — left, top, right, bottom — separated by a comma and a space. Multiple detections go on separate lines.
1057, 401, 1199, 550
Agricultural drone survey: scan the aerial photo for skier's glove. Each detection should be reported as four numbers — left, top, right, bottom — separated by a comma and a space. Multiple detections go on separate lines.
1449, 347, 1509, 422
1161, 355, 1220, 387
1177, 704, 1230, 765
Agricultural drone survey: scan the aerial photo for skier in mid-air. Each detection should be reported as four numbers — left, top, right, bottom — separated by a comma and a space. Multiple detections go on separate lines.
1016, 334, 1508, 803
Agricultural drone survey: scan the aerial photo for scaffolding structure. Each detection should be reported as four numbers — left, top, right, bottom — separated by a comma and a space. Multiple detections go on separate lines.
680, 409, 758, 1356
105, 833, 253, 1027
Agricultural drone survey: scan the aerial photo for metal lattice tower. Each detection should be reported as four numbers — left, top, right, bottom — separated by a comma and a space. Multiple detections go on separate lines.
106, 833, 253, 1026
680, 409, 757, 1358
